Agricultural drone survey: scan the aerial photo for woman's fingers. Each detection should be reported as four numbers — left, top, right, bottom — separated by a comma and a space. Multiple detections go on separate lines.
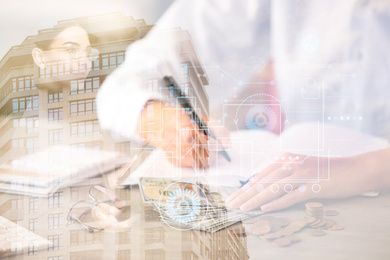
238, 181, 301, 212
260, 187, 312, 212
228, 167, 295, 209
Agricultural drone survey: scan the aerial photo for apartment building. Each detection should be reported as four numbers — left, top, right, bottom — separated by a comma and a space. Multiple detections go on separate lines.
0, 12, 248, 260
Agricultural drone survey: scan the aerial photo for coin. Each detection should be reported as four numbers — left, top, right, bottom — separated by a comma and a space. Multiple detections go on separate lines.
310, 230, 326, 236
243, 218, 258, 224
285, 235, 301, 243
309, 219, 322, 227
276, 229, 294, 236
329, 224, 344, 231
252, 224, 272, 235
285, 223, 302, 232
311, 220, 327, 228
304, 217, 317, 224
291, 220, 307, 228
324, 219, 336, 228
263, 232, 283, 240
324, 210, 339, 216
272, 237, 291, 247
306, 202, 324, 208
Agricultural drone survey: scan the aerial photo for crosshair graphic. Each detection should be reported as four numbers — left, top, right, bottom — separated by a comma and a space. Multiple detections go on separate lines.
301, 34, 319, 53
245, 104, 278, 131
166, 187, 201, 223
159, 182, 209, 231
234, 93, 287, 143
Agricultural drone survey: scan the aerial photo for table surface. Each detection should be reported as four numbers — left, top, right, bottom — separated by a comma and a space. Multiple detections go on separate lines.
1, 182, 389, 260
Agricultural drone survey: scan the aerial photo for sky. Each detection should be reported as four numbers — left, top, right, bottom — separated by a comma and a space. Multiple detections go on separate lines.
0, 0, 175, 59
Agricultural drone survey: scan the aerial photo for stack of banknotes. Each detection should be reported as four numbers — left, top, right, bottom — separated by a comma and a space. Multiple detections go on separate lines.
139, 177, 264, 232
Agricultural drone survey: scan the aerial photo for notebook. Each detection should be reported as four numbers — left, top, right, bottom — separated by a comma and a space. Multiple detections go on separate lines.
124, 122, 389, 187
0, 145, 129, 197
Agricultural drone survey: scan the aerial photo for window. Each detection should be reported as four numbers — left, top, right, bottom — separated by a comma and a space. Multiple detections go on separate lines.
10, 199, 23, 210
49, 172, 64, 187
13, 118, 26, 128
49, 129, 64, 145
29, 198, 38, 213
49, 108, 63, 123
117, 187, 131, 201
70, 187, 80, 201
145, 207, 159, 222
115, 142, 130, 155
12, 138, 24, 148
48, 235, 63, 251
117, 231, 131, 244
70, 120, 100, 138
92, 57, 100, 71
48, 213, 63, 230
116, 250, 131, 260
101, 52, 125, 69
145, 228, 164, 244
12, 76, 35, 92
181, 63, 188, 76
12, 96, 38, 113
49, 89, 63, 103
70, 77, 100, 95
145, 250, 165, 260
70, 250, 102, 260
70, 142, 101, 156
13, 117, 38, 133
27, 117, 39, 133
11, 242, 23, 252
147, 79, 158, 93
28, 242, 38, 255
70, 230, 103, 246
26, 138, 38, 154
40, 59, 92, 78
48, 192, 63, 208
70, 99, 96, 116
48, 257, 63, 260
29, 219, 38, 233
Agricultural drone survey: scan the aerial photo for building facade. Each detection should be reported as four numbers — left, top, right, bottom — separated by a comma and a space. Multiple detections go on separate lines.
0, 12, 248, 260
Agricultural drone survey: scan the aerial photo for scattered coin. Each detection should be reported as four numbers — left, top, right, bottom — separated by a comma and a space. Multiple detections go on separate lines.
329, 224, 344, 231
285, 235, 301, 243
285, 223, 302, 233
252, 224, 272, 235
309, 219, 322, 227
305, 202, 324, 219
310, 230, 326, 236
324, 219, 336, 228
310, 220, 327, 228
324, 210, 339, 216
243, 218, 258, 224
272, 237, 292, 247
263, 232, 283, 240
276, 229, 294, 236
292, 220, 307, 228
273, 217, 292, 227
304, 217, 317, 224
253, 203, 343, 247
306, 202, 324, 208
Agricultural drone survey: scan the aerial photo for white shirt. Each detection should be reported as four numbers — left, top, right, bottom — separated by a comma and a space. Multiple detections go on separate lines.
97, 0, 390, 141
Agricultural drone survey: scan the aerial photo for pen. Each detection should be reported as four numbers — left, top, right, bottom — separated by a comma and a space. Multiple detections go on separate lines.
163, 76, 231, 162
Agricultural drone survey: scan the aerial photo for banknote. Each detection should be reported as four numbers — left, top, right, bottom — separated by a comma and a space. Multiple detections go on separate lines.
139, 177, 264, 232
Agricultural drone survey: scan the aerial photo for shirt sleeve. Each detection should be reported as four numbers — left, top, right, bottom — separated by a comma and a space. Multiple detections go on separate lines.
97, 0, 270, 141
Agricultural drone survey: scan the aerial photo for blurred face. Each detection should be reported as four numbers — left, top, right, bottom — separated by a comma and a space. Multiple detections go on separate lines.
39, 26, 98, 77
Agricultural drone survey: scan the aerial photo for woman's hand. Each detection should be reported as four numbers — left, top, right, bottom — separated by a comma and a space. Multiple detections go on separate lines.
138, 100, 230, 168
226, 151, 385, 212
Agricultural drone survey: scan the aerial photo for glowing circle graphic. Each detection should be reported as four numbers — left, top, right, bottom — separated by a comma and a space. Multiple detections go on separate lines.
245, 105, 277, 131
166, 187, 201, 224
159, 182, 209, 231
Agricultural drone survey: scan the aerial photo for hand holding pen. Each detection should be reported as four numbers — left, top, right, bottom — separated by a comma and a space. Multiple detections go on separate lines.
136, 76, 231, 168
